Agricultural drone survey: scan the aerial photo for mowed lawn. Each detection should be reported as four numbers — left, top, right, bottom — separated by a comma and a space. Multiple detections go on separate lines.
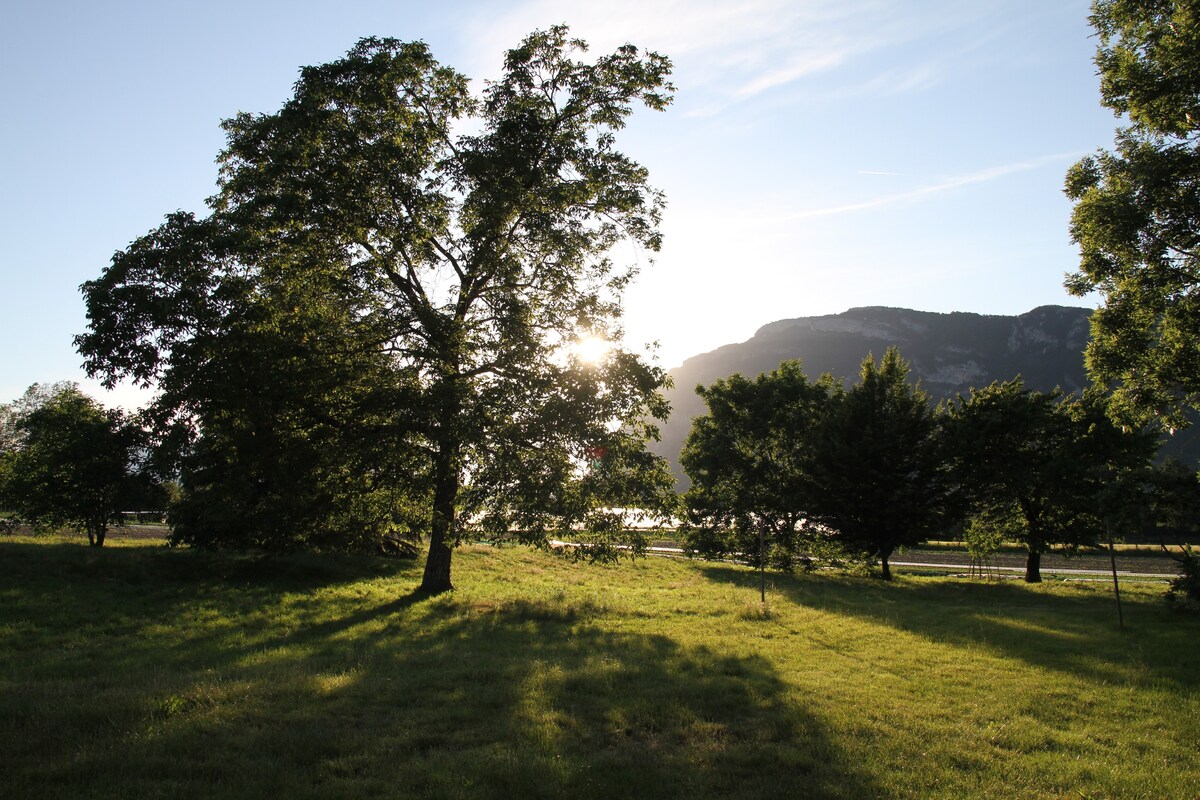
1, 536, 1197, 799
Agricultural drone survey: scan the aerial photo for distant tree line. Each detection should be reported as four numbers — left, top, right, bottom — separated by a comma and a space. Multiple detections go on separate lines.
681, 347, 1197, 583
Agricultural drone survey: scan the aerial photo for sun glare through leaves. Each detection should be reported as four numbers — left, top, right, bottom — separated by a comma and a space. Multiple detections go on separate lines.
572, 335, 612, 365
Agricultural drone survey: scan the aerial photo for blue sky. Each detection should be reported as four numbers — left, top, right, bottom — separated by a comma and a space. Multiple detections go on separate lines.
1, 0, 1116, 407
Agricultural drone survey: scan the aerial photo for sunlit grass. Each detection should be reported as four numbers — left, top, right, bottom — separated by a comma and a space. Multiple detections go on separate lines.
1, 535, 1197, 799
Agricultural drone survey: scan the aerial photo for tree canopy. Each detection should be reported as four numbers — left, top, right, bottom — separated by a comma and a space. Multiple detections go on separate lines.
0, 384, 145, 546
682, 349, 951, 581
806, 348, 951, 580
681, 361, 839, 574
945, 381, 1158, 582
76, 28, 677, 591
0, 382, 77, 454
161, 264, 430, 555
1065, 0, 1200, 429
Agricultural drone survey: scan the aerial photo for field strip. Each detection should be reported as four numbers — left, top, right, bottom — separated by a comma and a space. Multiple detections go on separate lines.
889, 560, 1177, 579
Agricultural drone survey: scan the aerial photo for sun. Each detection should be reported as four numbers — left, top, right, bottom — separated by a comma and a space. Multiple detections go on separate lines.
572, 335, 612, 365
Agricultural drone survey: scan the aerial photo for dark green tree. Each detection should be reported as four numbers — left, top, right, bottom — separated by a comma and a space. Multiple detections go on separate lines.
164, 260, 431, 555
807, 348, 950, 580
1, 385, 143, 546
946, 381, 1158, 582
1150, 456, 1200, 541
1148, 459, 1200, 609
76, 28, 676, 592
1065, 0, 1200, 429
1065, 386, 1161, 538
681, 361, 840, 577
948, 381, 1079, 582
73, 210, 425, 554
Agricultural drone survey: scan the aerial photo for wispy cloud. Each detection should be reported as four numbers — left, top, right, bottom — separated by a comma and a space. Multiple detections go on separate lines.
784, 152, 1078, 221
460, 0, 1002, 115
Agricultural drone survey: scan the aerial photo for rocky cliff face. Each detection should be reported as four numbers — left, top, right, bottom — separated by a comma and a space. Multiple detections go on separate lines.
653, 305, 1095, 487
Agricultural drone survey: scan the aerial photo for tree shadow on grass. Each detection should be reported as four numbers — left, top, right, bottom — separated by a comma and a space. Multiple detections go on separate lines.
319, 611, 872, 799
0, 543, 884, 800
697, 562, 1200, 692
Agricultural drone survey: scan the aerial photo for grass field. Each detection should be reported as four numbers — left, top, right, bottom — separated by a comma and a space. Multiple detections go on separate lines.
2, 536, 1197, 799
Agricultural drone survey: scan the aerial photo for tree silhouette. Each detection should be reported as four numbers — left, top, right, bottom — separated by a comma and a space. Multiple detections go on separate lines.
77, 28, 677, 591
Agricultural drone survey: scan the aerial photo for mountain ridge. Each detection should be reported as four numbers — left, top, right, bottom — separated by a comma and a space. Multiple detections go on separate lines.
652, 305, 1100, 487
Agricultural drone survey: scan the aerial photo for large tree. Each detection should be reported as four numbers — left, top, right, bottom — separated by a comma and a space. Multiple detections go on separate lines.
1, 385, 144, 546
1065, 0, 1200, 429
681, 361, 839, 573
806, 348, 951, 580
77, 29, 676, 592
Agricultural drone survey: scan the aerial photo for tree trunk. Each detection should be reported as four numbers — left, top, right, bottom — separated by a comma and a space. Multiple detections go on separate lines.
420, 425, 460, 595
421, 534, 453, 594
1024, 549, 1042, 583
880, 551, 892, 581
420, 478, 457, 594
1107, 532, 1124, 629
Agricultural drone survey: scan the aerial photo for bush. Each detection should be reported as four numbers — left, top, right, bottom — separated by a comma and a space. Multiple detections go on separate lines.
1165, 545, 1200, 612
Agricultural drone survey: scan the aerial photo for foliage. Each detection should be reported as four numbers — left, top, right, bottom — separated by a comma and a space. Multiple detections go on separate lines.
1149, 456, 1200, 541
681, 361, 839, 571
806, 348, 952, 579
0, 384, 145, 546
946, 381, 1158, 581
76, 28, 677, 590
0, 381, 76, 454
165, 254, 428, 555
681, 349, 952, 581
1065, 0, 1200, 429
948, 382, 1080, 582
1064, 385, 1162, 538
1151, 459, 1200, 610
1165, 543, 1200, 610
962, 505, 1016, 565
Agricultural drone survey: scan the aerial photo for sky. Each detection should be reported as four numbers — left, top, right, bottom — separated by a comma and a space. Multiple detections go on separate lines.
1, 0, 1119, 408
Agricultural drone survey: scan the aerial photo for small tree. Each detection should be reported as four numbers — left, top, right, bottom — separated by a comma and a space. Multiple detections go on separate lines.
963, 507, 1016, 578
806, 348, 951, 580
2, 385, 143, 546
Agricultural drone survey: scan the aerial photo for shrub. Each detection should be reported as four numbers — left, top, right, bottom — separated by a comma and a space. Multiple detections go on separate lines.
1165, 545, 1200, 612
